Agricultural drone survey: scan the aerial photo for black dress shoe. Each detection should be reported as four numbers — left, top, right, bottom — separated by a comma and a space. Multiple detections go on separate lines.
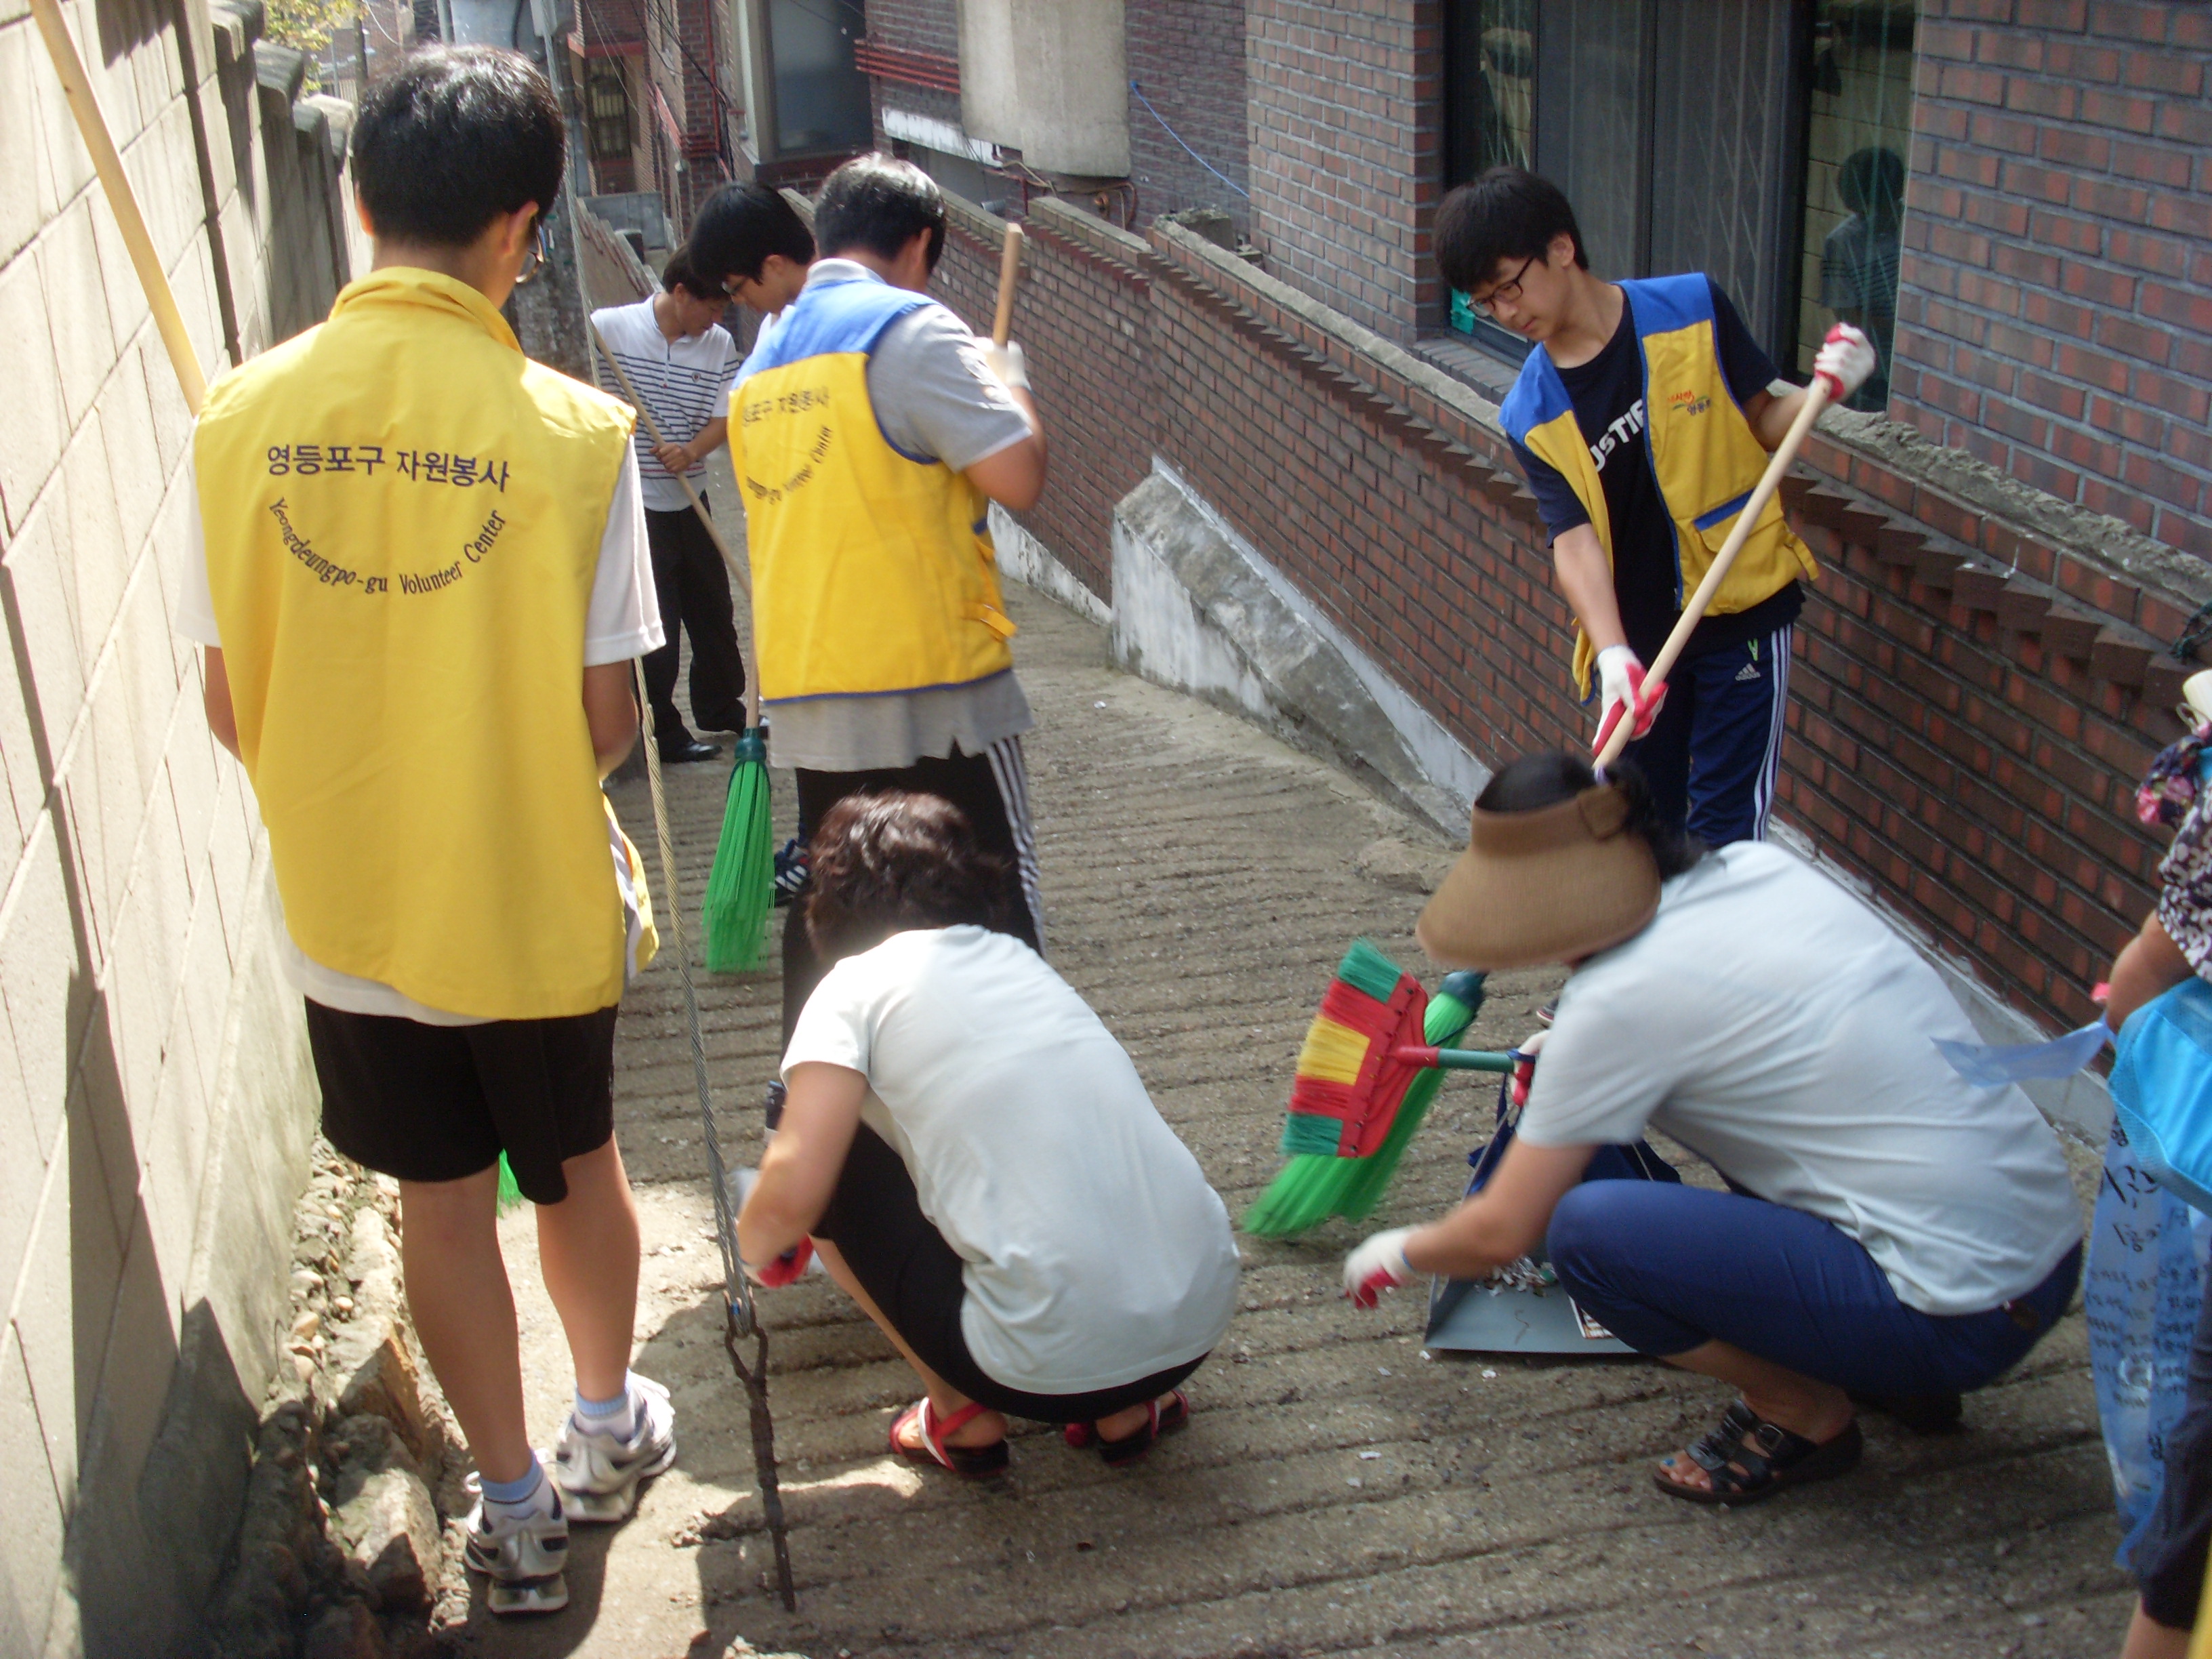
658, 737, 722, 764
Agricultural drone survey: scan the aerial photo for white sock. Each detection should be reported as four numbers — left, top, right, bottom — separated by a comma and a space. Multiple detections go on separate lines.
574, 1373, 638, 1441
480, 1457, 558, 1521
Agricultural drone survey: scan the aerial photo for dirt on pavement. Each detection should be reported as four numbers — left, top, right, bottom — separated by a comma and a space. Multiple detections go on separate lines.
443, 585, 2129, 1659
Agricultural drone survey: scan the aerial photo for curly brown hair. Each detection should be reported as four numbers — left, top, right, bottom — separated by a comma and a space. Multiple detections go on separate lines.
803, 791, 1019, 962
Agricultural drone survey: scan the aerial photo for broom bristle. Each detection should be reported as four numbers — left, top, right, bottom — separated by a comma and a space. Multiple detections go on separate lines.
1335, 938, 1406, 1004
495, 1152, 525, 1214
1295, 1014, 1373, 1085
1245, 974, 1484, 1237
702, 734, 775, 972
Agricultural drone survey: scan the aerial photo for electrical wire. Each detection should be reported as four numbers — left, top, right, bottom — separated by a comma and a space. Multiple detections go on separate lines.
1130, 79, 1250, 200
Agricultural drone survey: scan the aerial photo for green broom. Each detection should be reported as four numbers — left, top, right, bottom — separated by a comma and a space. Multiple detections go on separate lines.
1244, 943, 1488, 1237
585, 320, 775, 972
701, 728, 773, 972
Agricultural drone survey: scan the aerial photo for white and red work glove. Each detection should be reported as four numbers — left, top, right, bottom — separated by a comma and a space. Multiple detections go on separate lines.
1509, 1029, 1548, 1109
1343, 1227, 1418, 1309
1593, 644, 1666, 756
1813, 322, 1877, 402
981, 340, 1030, 392
743, 1237, 814, 1289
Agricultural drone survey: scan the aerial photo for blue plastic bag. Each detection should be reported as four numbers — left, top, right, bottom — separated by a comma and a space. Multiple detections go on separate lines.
2112, 977, 2212, 1214
2085, 1117, 2212, 1561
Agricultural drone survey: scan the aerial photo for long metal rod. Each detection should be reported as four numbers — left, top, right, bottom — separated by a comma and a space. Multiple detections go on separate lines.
591, 265, 794, 1609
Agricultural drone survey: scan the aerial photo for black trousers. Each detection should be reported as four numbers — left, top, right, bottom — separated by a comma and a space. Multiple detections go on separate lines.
778, 740, 1043, 1060
642, 506, 746, 740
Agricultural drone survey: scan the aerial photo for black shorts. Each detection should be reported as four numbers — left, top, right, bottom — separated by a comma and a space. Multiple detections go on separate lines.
304, 1000, 620, 1204
811, 1124, 1206, 1424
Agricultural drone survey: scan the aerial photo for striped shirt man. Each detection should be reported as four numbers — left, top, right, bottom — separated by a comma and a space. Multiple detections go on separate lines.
590, 295, 739, 512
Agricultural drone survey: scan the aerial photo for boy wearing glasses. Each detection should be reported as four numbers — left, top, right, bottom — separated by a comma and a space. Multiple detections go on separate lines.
181, 48, 670, 1615
1439, 167, 1874, 845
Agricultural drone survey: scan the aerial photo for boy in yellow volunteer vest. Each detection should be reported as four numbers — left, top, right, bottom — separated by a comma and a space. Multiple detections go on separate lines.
729, 155, 1050, 1128
180, 49, 674, 1616
1439, 168, 1875, 846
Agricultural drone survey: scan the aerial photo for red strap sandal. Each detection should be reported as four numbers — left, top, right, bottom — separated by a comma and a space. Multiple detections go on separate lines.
888, 1397, 1009, 1478
1062, 1389, 1190, 1466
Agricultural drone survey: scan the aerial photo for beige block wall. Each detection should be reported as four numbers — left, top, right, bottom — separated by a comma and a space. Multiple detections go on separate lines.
0, 0, 365, 1650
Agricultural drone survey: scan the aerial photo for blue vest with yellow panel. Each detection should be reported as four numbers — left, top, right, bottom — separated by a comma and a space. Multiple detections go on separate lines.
733, 276, 1016, 707
1500, 274, 1816, 695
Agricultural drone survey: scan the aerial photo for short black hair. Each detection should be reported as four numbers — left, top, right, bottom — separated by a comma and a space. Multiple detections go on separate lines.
659, 249, 718, 300
352, 47, 564, 247
1435, 167, 1587, 293
804, 791, 1017, 962
814, 154, 946, 271
686, 183, 817, 285
1477, 751, 1705, 879
1837, 146, 1906, 223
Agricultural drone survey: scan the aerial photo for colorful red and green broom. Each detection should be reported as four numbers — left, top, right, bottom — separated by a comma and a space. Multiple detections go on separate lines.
1244, 940, 1513, 1237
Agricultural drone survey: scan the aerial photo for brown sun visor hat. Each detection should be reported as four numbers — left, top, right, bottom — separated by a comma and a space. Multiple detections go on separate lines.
1416, 783, 1663, 970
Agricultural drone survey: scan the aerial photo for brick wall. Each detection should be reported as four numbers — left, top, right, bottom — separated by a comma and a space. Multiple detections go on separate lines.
1126, 0, 1251, 229
930, 191, 2198, 1036
867, 0, 959, 61
1244, 0, 1441, 343
1, 0, 350, 1645
1892, 0, 2212, 560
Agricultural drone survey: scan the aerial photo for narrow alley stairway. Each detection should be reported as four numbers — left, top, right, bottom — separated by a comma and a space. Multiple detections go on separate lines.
455, 583, 2128, 1659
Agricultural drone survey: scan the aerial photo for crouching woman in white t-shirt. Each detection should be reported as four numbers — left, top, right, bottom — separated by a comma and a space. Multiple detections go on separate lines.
736, 791, 1242, 1474
1343, 752, 2084, 1508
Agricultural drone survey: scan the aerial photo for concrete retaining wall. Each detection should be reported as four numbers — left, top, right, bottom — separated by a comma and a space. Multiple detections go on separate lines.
0, 0, 364, 1647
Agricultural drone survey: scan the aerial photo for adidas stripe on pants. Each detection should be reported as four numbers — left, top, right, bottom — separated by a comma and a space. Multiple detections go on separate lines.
1618, 626, 1793, 848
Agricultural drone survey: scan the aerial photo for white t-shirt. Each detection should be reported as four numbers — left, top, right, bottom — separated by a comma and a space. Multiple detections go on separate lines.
785, 926, 1242, 1393
1520, 842, 2081, 1316
590, 298, 740, 513
175, 446, 663, 1023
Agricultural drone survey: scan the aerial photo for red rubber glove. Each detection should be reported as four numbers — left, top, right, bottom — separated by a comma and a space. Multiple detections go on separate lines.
1813, 322, 1877, 401
745, 1237, 814, 1288
1592, 645, 1666, 757
1343, 1227, 1417, 1309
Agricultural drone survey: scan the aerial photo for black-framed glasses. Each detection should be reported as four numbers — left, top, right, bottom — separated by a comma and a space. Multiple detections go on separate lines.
514, 218, 550, 285
1470, 252, 1538, 314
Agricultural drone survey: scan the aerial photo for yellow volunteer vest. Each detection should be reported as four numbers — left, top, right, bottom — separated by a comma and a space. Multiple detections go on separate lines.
732, 276, 1016, 704
1500, 274, 1816, 695
192, 268, 639, 1019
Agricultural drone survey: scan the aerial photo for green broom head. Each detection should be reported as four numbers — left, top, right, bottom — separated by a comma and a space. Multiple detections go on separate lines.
701, 729, 774, 972
1244, 967, 1486, 1238
495, 1152, 525, 1214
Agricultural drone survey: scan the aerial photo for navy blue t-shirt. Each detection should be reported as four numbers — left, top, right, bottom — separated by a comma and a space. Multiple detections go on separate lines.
1510, 279, 1803, 663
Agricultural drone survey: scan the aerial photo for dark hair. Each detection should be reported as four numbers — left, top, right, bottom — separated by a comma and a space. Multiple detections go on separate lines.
687, 184, 817, 285
659, 249, 718, 300
1477, 751, 1706, 879
804, 791, 1017, 961
352, 47, 564, 247
1435, 166, 1588, 293
1837, 146, 1906, 224
814, 155, 946, 271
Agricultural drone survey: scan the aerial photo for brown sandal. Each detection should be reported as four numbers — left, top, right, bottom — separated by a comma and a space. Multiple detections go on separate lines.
888, 1398, 1008, 1478
1653, 1400, 1862, 1506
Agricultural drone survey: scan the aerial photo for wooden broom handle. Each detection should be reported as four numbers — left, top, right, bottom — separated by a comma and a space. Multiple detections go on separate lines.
30, 0, 206, 414
586, 317, 760, 730
991, 223, 1023, 348
1594, 377, 1832, 771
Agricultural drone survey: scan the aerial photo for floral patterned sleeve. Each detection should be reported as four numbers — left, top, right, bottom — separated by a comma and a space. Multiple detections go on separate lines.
2157, 791, 2212, 977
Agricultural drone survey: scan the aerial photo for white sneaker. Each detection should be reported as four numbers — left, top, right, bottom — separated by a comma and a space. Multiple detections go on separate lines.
463, 1486, 569, 1615
552, 1374, 677, 1522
